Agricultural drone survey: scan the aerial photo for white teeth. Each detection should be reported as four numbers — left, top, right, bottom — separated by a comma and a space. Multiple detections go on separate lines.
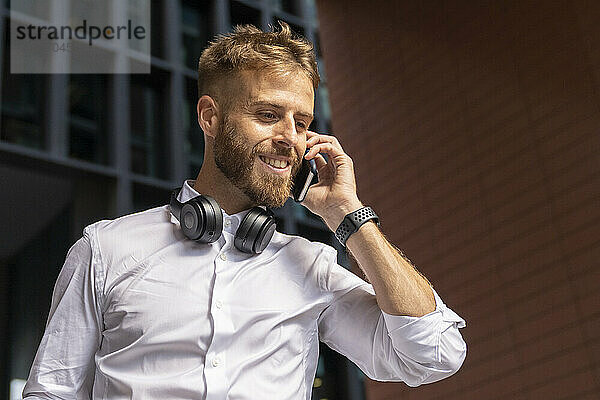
260, 156, 288, 169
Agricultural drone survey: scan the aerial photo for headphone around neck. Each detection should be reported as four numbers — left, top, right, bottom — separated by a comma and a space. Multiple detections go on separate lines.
169, 188, 276, 254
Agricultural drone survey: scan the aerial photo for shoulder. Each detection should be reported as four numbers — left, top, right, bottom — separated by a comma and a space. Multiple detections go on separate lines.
269, 230, 339, 267
83, 205, 175, 271
85, 205, 171, 242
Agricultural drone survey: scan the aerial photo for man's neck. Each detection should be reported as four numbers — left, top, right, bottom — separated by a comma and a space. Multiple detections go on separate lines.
193, 162, 255, 215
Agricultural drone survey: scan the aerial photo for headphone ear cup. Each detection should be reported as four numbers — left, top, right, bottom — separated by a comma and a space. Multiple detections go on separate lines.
235, 208, 276, 254
180, 195, 223, 243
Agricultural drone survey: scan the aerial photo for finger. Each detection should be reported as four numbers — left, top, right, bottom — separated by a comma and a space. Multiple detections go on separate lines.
306, 133, 326, 147
306, 133, 335, 146
306, 132, 342, 151
306, 130, 329, 138
313, 153, 327, 170
305, 142, 345, 162
305, 131, 320, 144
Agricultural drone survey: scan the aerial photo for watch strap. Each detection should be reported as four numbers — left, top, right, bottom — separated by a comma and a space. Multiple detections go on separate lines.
335, 206, 380, 246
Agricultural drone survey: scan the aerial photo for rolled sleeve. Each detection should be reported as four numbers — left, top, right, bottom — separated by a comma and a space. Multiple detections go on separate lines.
381, 288, 467, 386
318, 252, 466, 386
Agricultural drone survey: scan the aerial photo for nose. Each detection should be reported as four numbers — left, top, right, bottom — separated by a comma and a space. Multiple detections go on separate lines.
274, 114, 299, 148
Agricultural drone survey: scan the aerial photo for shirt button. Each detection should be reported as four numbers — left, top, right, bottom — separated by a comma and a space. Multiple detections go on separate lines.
215, 300, 223, 309
224, 218, 231, 227
212, 356, 221, 367
219, 253, 227, 261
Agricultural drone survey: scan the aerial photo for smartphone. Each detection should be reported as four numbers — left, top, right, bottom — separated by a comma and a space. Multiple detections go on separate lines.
292, 152, 318, 203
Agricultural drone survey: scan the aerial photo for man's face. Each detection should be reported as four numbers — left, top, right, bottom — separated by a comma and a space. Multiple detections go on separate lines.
213, 69, 314, 208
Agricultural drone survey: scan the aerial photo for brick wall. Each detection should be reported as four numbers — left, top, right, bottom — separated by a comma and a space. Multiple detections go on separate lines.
316, 1, 600, 399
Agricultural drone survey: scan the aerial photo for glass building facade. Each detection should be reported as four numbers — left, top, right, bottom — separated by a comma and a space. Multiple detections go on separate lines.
0, 1, 363, 399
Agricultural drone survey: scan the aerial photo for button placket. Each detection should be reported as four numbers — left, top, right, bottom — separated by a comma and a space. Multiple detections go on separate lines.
205, 242, 236, 397
211, 355, 222, 367
204, 258, 229, 399
204, 351, 227, 398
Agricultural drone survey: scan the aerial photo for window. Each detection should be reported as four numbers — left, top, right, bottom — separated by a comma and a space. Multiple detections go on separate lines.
130, 72, 169, 179
1, 25, 45, 149
181, 0, 211, 70
68, 75, 109, 164
314, 30, 322, 58
271, 0, 303, 17
151, 0, 164, 58
272, 17, 304, 37
184, 78, 204, 177
230, 1, 261, 28
305, 0, 318, 21
132, 182, 171, 212
316, 85, 331, 123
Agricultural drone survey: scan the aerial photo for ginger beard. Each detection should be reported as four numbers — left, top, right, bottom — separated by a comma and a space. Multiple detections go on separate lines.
213, 114, 302, 208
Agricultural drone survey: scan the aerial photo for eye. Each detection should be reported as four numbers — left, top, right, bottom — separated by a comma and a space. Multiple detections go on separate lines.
260, 111, 277, 120
296, 121, 307, 130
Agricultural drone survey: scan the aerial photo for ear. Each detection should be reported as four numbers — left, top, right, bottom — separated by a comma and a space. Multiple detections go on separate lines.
197, 95, 220, 139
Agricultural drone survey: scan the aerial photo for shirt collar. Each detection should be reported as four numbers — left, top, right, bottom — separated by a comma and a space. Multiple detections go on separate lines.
170, 180, 266, 230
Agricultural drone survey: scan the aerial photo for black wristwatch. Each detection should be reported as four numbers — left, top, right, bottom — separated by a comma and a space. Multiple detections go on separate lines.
335, 206, 380, 246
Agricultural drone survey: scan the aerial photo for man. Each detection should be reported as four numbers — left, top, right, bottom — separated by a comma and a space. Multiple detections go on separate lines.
23, 23, 466, 399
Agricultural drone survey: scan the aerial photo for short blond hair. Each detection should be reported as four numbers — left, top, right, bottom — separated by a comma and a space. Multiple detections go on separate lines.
197, 21, 319, 108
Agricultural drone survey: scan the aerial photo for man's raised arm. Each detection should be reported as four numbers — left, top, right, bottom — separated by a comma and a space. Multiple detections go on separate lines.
303, 130, 467, 385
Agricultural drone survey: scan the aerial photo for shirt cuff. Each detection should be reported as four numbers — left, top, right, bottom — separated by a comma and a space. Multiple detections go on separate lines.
380, 288, 466, 363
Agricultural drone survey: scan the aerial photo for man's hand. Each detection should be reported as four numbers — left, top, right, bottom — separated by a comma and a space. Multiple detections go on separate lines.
301, 131, 364, 231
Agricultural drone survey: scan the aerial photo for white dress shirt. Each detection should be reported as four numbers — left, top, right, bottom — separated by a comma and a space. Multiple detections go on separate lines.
23, 179, 467, 400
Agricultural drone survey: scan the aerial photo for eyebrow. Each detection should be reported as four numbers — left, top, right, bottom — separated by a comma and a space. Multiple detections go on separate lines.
245, 99, 314, 121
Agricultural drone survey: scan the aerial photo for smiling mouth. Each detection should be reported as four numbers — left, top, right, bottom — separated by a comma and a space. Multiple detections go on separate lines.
258, 155, 290, 171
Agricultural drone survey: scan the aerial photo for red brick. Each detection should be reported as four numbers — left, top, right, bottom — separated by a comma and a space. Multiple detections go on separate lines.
317, 1, 600, 399
526, 368, 596, 399
511, 301, 580, 344
465, 329, 514, 364
505, 282, 575, 325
